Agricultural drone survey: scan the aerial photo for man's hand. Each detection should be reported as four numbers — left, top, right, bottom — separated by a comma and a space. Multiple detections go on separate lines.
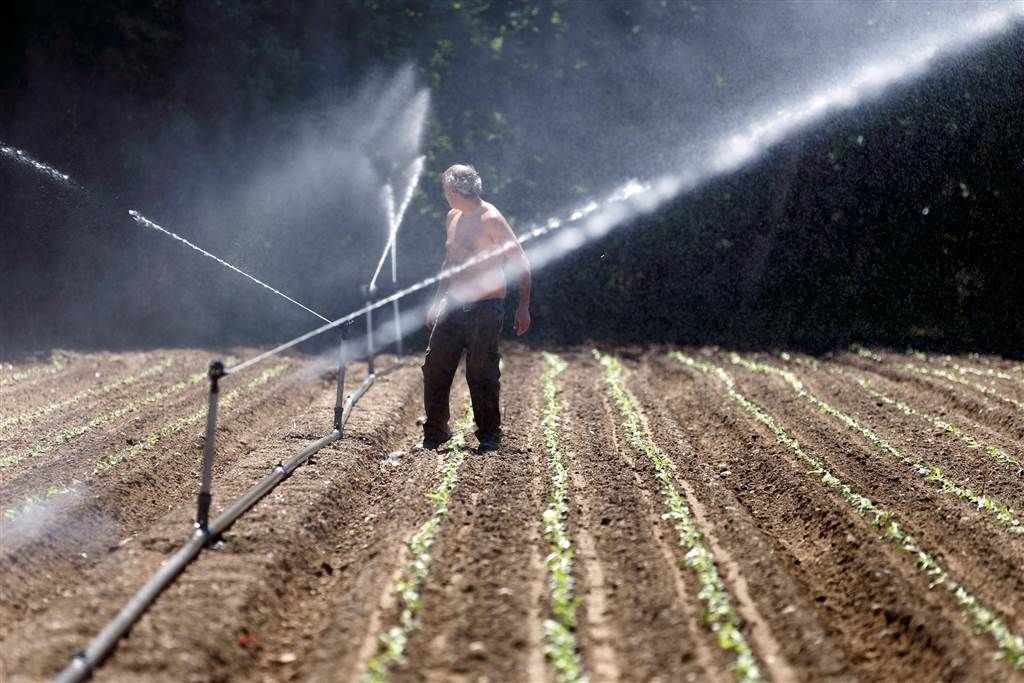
514, 307, 531, 336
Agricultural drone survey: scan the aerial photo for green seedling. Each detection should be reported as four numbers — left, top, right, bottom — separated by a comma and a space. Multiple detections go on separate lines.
3, 362, 285, 521
0, 352, 67, 388
735, 355, 1023, 535
539, 353, 587, 683
778, 353, 1022, 476
849, 344, 884, 363
672, 352, 1024, 670
905, 350, 1023, 387
598, 351, 763, 683
949, 362, 1023, 386
0, 358, 174, 432
364, 404, 474, 682
903, 363, 1024, 414
2, 361, 200, 470
854, 375, 1022, 477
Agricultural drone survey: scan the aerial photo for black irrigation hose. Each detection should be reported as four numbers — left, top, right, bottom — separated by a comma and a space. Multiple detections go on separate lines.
52, 372, 379, 683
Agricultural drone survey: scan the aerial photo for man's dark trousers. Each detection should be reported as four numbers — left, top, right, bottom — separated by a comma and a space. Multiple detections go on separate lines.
422, 297, 503, 444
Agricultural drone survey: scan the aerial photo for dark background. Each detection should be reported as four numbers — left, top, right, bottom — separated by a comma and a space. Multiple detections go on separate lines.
1, 1, 1021, 358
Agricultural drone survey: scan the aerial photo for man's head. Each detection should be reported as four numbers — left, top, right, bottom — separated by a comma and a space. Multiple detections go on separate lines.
440, 164, 483, 205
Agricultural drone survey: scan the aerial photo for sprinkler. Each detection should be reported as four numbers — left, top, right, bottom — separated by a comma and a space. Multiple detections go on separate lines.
196, 360, 225, 532
362, 284, 375, 376
333, 321, 356, 432
370, 157, 423, 357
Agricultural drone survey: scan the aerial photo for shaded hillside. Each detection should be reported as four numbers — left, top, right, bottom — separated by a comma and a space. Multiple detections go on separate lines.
533, 27, 1024, 355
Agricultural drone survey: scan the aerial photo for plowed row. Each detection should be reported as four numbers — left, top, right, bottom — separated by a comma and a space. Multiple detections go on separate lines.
1, 345, 1022, 681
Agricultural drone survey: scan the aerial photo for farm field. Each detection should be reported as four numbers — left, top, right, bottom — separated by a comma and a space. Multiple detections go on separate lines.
1, 345, 1023, 681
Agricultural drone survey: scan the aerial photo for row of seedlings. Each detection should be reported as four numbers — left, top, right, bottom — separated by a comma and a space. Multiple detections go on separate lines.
3, 362, 287, 521
902, 348, 1024, 387
781, 353, 1023, 477
596, 351, 764, 682
363, 404, 475, 681
2, 362, 205, 470
539, 353, 587, 682
734, 356, 1023, 535
0, 351, 68, 388
851, 378, 1023, 476
672, 352, 1024, 669
901, 362, 1024, 414
0, 358, 175, 432
853, 345, 1024, 413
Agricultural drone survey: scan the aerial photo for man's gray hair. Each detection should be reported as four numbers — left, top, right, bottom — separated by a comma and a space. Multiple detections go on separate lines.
441, 164, 483, 198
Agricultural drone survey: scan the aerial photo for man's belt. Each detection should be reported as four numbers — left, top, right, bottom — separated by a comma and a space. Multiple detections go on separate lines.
449, 297, 505, 314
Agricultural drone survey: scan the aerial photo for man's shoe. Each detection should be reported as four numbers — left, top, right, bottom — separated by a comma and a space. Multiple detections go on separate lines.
418, 438, 444, 451
478, 437, 501, 453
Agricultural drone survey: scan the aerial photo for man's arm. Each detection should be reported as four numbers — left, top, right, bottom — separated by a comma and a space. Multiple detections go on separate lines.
489, 216, 531, 336
427, 211, 457, 329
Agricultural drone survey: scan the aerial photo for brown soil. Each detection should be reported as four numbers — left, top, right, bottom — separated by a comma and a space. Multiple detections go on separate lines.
1, 346, 1022, 682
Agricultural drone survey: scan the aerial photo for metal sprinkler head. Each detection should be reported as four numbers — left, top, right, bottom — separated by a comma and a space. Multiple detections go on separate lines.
208, 360, 225, 381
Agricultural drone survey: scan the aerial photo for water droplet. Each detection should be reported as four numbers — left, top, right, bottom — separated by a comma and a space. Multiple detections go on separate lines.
921, 207, 930, 216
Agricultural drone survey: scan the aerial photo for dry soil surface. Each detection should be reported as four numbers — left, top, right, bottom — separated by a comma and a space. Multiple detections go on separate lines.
1, 345, 1022, 682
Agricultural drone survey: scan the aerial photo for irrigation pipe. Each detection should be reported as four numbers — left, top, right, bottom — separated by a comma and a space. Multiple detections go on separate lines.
53, 368, 379, 683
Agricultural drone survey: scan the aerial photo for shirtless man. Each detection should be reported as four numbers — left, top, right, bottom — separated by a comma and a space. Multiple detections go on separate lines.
421, 164, 531, 452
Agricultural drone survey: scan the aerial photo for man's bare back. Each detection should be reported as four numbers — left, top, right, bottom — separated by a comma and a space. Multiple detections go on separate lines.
428, 176, 531, 336
445, 202, 509, 303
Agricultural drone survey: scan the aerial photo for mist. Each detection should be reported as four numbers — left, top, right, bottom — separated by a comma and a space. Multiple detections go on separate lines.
1, 1, 1021, 356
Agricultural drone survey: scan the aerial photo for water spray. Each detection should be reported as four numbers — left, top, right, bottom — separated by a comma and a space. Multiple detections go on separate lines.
127, 211, 330, 322
42, 10, 1024, 679
1, 141, 331, 325
708, 4, 1024, 175
0, 144, 75, 186
369, 155, 425, 357
369, 155, 425, 290
7, 3, 1023, 379
224, 3, 1024, 377
224, 179, 649, 375
383, 183, 397, 232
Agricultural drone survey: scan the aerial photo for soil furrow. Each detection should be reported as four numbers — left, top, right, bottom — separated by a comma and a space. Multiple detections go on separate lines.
0, 351, 74, 394
631, 355, 835, 682
0, 359, 213, 499
0, 356, 322, 639
390, 350, 548, 683
250, 369, 464, 682
0, 359, 421, 680
3, 345, 1022, 681
840, 353, 1024, 441
0, 359, 161, 436
0, 351, 185, 420
856, 348, 1024, 399
721, 355, 1024, 636
819, 356, 1024, 476
738, 355, 1024, 535
537, 352, 586, 681
778, 357, 1024, 508
666, 352, 1016, 681
557, 351, 727, 682
1, 359, 279, 523
0, 352, 201, 464
601, 352, 764, 681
